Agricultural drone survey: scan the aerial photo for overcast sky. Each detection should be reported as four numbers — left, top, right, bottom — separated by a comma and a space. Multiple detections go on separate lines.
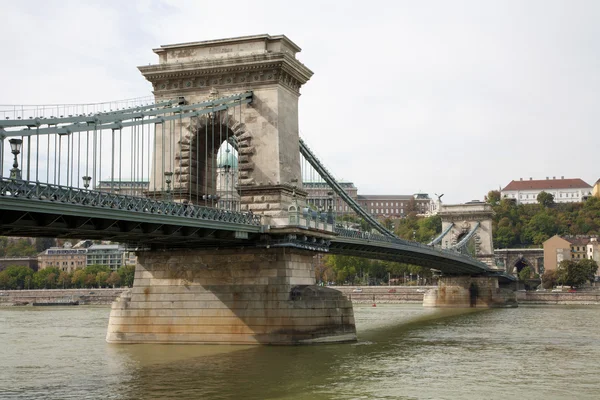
1, 0, 598, 204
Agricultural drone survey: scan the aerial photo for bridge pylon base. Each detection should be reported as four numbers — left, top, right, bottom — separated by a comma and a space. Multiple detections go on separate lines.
423, 276, 517, 308
106, 247, 356, 344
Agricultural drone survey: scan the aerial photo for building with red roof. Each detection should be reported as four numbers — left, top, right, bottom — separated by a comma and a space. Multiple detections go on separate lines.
501, 176, 592, 205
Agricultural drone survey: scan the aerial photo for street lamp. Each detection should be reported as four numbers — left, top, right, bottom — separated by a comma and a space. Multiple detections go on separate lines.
82, 176, 92, 190
9, 138, 22, 180
164, 171, 173, 201
327, 191, 334, 224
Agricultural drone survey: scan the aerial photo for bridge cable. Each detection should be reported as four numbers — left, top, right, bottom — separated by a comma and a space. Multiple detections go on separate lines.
298, 138, 396, 239
427, 222, 454, 246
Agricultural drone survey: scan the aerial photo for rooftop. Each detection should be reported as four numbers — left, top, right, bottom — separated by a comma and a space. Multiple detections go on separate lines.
502, 178, 591, 191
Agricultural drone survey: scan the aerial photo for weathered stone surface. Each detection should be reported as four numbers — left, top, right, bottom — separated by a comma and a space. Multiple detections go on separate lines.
140, 35, 312, 225
106, 247, 356, 344
423, 276, 517, 308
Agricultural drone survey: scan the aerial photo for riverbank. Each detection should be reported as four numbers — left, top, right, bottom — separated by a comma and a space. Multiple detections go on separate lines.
0, 288, 126, 306
331, 286, 600, 305
329, 286, 429, 303
2, 286, 599, 306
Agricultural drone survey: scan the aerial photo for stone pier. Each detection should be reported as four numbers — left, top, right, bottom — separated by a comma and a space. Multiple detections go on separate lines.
107, 247, 356, 344
423, 276, 517, 308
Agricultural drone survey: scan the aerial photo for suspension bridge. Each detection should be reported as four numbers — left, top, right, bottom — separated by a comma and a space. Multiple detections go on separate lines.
0, 34, 515, 345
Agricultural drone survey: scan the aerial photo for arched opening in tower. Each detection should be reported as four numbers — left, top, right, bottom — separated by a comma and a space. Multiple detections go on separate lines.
514, 258, 530, 276
152, 111, 244, 208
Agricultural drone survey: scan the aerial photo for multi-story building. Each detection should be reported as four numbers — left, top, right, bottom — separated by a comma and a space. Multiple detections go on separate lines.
357, 194, 432, 218
593, 178, 600, 198
96, 180, 149, 197
303, 182, 358, 215
501, 177, 592, 205
0, 257, 39, 272
303, 182, 433, 219
86, 244, 126, 271
543, 235, 600, 277
38, 243, 87, 273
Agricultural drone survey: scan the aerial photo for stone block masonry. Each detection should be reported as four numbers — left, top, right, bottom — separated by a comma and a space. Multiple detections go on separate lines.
106, 247, 356, 344
423, 276, 517, 308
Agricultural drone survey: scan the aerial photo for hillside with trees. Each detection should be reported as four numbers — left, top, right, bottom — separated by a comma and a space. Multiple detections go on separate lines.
319, 213, 442, 285
486, 191, 600, 248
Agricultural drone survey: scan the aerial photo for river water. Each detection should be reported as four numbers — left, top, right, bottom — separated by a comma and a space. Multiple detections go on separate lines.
1, 304, 598, 400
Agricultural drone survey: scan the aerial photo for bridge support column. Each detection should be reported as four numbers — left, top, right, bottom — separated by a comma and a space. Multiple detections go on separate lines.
106, 247, 356, 344
423, 276, 517, 308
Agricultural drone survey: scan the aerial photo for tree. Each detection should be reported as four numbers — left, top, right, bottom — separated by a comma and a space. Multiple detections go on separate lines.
72, 269, 87, 288
57, 271, 71, 289
537, 191, 555, 208
557, 259, 593, 287
522, 212, 558, 245
84, 264, 111, 276
0, 266, 34, 289
33, 267, 61, 289
35, 237, 56, 253
486, 190, 501, 205
542, 270, 558, 289
577, 259, 599, 283
96, 271, 109, 288
84, 274, 96, 288
5, 239, 37, 257
518, 266, 532, 281
117, 265, 136, 287
0, 270, 9, 289
106, 272, 121, 288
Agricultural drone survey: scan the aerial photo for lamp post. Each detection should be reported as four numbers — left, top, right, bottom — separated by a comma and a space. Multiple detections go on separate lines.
327, 191, 334, 225
164, 171, 173, 201
82, 176, 91, 190
9, 138, 22, 180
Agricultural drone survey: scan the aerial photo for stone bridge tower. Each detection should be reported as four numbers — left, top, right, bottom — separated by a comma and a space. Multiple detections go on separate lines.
437, 202, 495, 266
107, 35, 356, 345
139, 34, 312, 226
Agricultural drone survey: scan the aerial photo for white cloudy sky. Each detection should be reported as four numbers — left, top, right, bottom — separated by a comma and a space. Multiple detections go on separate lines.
1, 0, 598, 204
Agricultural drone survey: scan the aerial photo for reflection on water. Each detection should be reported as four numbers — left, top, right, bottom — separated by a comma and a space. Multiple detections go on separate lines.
1, 304, 599, 399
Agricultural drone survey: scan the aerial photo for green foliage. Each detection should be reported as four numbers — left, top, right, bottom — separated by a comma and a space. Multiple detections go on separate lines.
486, 190, 501, 205
542, 270, 558, 289
35, 238, 56, 252
518, 266, 532, 281
323, 254, 432, 285
84, 264, 111, 275
394, 214, 442, 243
577, 259, 599, 282
490, 193, 600, 248
117, 265, 136, 288
71, 270, 87, 288
0, 237, 8, 257
4, 239, 37, 257
57, 271, 71, 288
96, 271, 110, 288
0, 266, 35, 289
0, 261, 133, 290
106, 271, 122, 288
557, 259, 597, 287
537, 191, 555, 208
33, 267, 61, 289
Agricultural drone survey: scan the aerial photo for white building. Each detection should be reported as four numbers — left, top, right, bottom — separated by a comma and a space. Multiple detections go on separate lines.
86, 244, 126, 271
501, 177, 592, 205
